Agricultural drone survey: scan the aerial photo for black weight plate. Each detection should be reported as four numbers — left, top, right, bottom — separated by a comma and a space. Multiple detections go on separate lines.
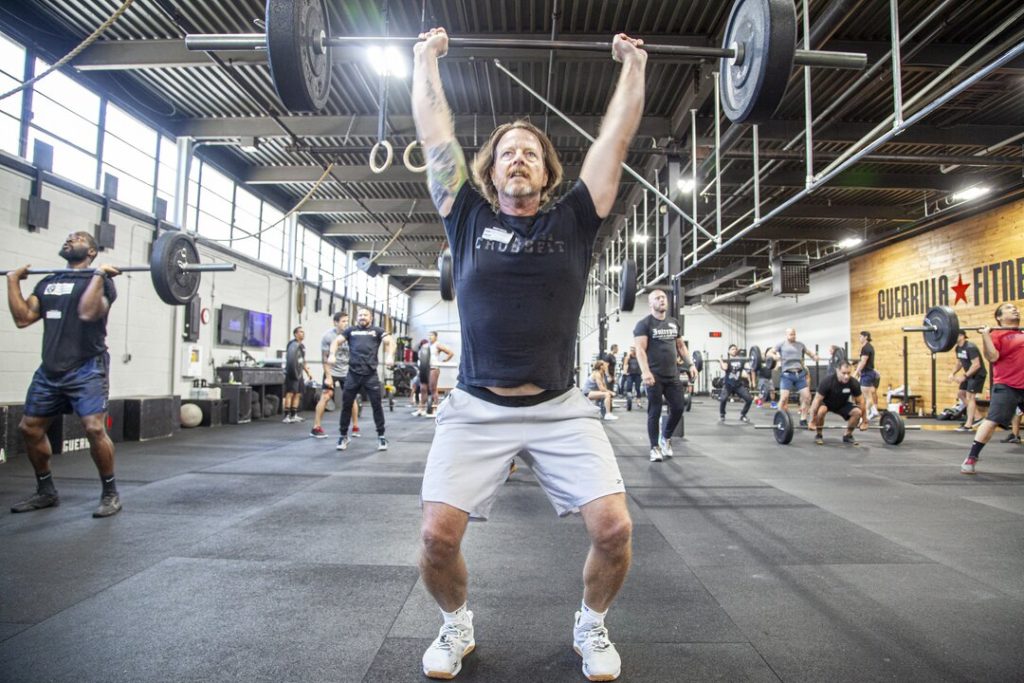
692, 350, 704, 374
748, 345, 762, 374
266, 0, 331, 112
922, 305, 959, 353
719, 0, 796, 124
684, 392, 692, 412
439, 248, 455, 301
773, 409, 794, 445
626, 395, 632, 411
619, 259, 637, 312
880, 410, 905, 445
150, 231, 200, 305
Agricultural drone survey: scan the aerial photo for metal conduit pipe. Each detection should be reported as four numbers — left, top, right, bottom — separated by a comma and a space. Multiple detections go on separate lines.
674, 41, 1024, 281
699, 0, 960, 224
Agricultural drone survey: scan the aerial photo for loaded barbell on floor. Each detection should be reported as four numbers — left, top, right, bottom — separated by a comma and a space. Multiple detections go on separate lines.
184, 0, 867, 124
754, 409, 921, 445
902, 305, 1020, 353
692, 346, 762, 374
0, 232, 235, 305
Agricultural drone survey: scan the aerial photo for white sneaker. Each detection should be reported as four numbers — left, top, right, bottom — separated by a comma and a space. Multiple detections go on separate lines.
282, 416, 294, 424
573, 612, 621, 681
868, 407, 880, 421
292, 415, 305, 422
422, 613, 475, 679
377, 436, 389, 451
649, 446, 663, 462
336, 436, 349, 451
603, 413, 619, 421
658, 435, 673, 458
411, 409, 424, 416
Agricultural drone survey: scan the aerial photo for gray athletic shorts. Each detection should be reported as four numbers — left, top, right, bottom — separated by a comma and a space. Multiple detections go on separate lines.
421, 387, 625, 519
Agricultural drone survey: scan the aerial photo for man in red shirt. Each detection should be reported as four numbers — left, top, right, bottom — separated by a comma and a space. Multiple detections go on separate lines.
961, 303, 1023, 474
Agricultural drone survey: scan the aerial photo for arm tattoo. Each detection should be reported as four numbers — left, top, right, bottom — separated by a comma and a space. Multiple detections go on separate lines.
426, 141, 467, 212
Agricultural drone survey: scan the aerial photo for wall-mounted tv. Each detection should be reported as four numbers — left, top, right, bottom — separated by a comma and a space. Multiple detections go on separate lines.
245, 310, 273, 347
218, 304, 247, 346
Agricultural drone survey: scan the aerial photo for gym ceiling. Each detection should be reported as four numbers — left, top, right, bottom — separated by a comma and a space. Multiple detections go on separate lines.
3, 1, 1023, 300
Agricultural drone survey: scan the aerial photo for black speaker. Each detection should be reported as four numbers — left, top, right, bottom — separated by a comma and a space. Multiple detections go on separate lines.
183, 296, 201, 342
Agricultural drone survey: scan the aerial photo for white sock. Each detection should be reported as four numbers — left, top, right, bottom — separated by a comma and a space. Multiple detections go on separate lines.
441, 603, 469, 625
578, 601, 607, 627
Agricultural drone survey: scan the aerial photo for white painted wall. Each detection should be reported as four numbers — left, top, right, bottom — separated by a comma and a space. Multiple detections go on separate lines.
746, 262, 852, 359
407, 290, 462, 387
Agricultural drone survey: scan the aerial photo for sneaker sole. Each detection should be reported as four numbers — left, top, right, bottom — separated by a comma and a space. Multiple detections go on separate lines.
961, 469, 976, 475
423, 643, 475, 680
93, 505, 123, 518
311, 434, 327, 439
11, 499, 60, 513
573, 645, 621, 681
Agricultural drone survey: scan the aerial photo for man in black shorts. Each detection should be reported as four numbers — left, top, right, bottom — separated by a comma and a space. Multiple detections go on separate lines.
283, 326, 312, 423
335, 307, 393, 452
808, 360, 868, 445
622, 345, 644, 406
6, 231, 122, 517
961, 303, 1023, 474
853, 331, 880, 420
948, 330, 987, 432
718, 344, 753, 423
413, 27, 646, 682
635, 289, 698, 462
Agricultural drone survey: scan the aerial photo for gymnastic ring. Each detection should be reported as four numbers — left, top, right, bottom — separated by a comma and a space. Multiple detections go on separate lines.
403, 140, 427, 173
369, 140, 394, 174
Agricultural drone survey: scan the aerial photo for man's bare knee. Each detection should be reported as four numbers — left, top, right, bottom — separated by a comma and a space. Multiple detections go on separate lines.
590, 514, 632, 555
19, 418, 47, 441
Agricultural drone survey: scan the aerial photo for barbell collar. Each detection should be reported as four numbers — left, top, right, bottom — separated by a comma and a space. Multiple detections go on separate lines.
184, 32, 867, 71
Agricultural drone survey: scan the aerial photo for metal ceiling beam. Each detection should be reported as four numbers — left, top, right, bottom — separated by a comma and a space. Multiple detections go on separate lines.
322, 222, 442, 236
173, 115, 671, 139
304, 198, 625, 216
735, 121, 1024, 148
716, 169, 989, 192
243, 163, 582, 184
722, 203, 913, 220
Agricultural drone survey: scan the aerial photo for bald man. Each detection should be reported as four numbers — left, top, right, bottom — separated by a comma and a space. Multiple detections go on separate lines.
767, 328, 820, 428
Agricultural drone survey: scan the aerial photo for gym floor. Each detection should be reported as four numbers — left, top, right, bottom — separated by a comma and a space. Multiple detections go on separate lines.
1, 397, 1022, 681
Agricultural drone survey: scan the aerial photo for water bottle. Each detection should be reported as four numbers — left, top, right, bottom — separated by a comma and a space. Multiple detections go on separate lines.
229, 371, 236, 384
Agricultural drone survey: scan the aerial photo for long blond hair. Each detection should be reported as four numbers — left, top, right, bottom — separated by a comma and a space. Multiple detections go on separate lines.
471, 119, 564, 210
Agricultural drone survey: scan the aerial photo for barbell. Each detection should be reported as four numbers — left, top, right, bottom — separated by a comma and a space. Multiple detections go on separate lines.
0, 232, 235, 306
692, 346, 763, 374
184, 0, 867, 124
902, 305, 1020, 353
755, 408, 920, 445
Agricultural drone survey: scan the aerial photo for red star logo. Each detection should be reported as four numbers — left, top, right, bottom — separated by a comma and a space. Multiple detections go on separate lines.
951, 274, 970, 305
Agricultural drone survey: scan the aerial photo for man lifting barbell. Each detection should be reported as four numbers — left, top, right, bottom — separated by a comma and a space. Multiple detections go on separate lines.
959, 304, 1024, 475
718, 344, 754, 423
411, 27, 644, 682
5, 232, 122, 518
807, 360, 869, 446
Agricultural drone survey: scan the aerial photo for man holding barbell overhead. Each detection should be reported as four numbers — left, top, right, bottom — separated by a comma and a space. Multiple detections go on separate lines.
960, 303, 1024, 475
807, 360, 869, 446
718, 344, 754, 423
412, 26, 646, 682
767, 328, 820, 428
949, 330, 987, 432
6, 231, 122, 518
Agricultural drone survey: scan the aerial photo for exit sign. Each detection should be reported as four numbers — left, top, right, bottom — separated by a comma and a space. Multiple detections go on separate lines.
709, 331, 723, 338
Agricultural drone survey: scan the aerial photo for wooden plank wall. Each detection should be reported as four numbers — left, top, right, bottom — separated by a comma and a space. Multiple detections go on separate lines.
849, 199, 1024, 414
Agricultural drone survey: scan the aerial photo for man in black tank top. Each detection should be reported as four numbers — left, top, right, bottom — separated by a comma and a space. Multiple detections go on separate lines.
6, 231, 123, 518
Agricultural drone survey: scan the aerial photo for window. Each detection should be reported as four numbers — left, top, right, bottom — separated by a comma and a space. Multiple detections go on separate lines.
185, 158, 201, 232
27, 129, 95, 188
156, 136, 177, 218
301, 227, 320, 280
102, 103, 157, 212
232, 186, 262, 260
0, 33, 24, 155
29, 61, 101, 188
260, 203, 285, 271
196, 163, 233, 242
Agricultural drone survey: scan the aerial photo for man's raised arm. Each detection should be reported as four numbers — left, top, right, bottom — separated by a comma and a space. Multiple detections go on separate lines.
579, 34, 648, 218
412, 28, 469, 218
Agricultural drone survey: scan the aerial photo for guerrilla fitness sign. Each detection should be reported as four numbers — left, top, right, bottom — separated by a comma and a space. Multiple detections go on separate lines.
877, 255, 1024, 321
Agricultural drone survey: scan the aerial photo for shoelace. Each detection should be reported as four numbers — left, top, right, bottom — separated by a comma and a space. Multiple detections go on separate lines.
579, 624, 612, 652
434, 623, 468, 652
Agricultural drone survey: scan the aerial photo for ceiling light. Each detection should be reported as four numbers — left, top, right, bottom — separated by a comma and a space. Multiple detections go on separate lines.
676, 178, 695, 194
632, 234, 648, 243
238, 136, 259, 152
367, 46, 408, 77
838, 237, 863, 249
951, 186, 990, 202
608, 265, 623, 274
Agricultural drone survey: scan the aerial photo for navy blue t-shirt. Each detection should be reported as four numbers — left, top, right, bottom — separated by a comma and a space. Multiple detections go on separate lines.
343, 324, 387, 375
33, 272, 117, 375
633, 315, 681, 381
442, 180, 603, 390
